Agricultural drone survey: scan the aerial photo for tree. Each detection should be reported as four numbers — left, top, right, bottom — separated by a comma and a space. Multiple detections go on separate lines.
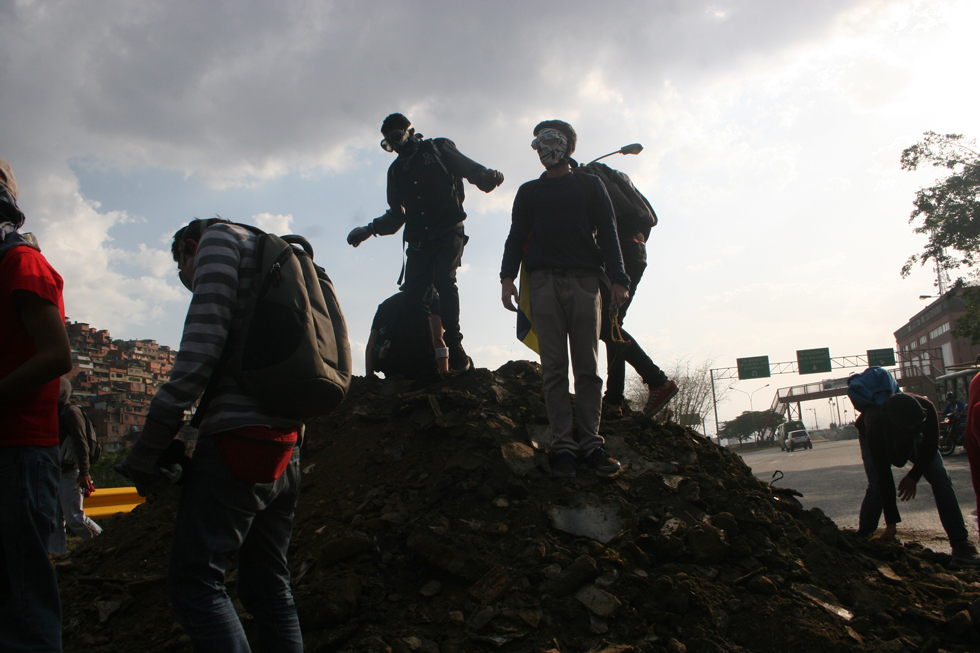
624, 355, 728, 431
900, 131, 980, 278
901, 132, 980, 344
720, 410, 785, 443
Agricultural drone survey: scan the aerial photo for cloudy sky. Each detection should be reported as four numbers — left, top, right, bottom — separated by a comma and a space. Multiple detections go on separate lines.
3, 0, 977, 433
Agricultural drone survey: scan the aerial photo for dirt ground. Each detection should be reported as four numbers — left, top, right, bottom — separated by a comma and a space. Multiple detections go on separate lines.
57, 362, 980, 652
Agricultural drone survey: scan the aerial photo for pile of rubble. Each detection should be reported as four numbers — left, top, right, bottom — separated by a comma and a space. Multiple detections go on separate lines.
57, 361, 980, 652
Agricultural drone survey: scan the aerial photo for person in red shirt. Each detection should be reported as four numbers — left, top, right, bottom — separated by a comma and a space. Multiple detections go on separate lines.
964, 367, 980, 540
0, 158, 73, 652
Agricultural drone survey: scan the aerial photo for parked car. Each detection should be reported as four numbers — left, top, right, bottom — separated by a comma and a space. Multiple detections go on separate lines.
786, 430, 812, 452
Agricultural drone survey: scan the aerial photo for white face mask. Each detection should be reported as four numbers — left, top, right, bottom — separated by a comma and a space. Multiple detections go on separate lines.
532, 129, 569, 169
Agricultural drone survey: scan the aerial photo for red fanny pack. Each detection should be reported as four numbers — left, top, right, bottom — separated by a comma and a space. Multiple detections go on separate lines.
213, 426, 299, 484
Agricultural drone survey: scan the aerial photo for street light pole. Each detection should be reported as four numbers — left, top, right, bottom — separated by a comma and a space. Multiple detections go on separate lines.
807, 408, 819, 430
730, 383, 770, 440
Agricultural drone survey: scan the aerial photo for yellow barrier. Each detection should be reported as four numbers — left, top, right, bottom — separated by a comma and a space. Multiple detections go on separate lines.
84, 487, 145, 519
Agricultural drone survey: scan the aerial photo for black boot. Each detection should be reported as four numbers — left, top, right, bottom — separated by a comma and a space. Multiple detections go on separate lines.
448, 345, 473, 373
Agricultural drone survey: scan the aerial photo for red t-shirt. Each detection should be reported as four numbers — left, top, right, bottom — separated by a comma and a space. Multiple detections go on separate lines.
0, 245, 65, 447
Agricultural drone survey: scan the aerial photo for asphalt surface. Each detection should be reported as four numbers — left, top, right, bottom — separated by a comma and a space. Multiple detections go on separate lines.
738, 438, 979, 553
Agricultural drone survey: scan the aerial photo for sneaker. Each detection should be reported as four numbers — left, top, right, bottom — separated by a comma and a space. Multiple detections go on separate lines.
552, 451, 578, 478
584, 447, 622, 475
644, 380, 679, 416
448, 346, 473, 373
952, 547, 980, 565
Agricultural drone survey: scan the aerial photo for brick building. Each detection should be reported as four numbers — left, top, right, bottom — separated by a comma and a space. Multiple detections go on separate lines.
65, 321, 178, 453
894, 290, 980, 377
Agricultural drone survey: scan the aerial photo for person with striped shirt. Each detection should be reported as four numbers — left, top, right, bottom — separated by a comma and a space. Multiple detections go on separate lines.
118, 218, 304, 651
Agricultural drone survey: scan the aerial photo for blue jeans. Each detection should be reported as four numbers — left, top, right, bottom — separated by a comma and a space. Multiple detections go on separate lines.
858, 434, 971, 549
0, 445, 62, 652
167, 437, 303, 652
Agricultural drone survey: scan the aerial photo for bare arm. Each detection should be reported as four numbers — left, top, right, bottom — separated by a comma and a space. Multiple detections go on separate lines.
0, 290, 72, 405
429, 314, 449, 373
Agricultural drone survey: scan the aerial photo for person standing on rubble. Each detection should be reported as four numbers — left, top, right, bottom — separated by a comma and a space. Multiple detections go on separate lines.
347, 113, 504, 373
48, 377, 102, 557
500, 120, 627, 478
962, 363, 980, 543
116, 218, 305, 651
0, 157, 73, 651
847, 367, 980, 563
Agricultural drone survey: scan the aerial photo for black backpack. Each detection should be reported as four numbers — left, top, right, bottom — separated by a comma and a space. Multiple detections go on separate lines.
371, 292, 438, 381
59, 404, 102, 467
578, 161, 658, 244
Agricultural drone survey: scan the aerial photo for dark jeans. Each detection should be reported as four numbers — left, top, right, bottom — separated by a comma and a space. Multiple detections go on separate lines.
167, 437, 303, 652
601, 242, 666, 405
0, 445, 62, 652
857, 434, 971, 549
402, 224, 467, 349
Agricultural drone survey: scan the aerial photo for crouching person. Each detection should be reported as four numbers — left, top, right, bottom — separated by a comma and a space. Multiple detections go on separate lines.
848, 367, 980, 563
116, 218, 305, 651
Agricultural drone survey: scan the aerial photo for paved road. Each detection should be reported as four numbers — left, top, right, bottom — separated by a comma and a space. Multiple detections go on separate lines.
738, 439, 979, 553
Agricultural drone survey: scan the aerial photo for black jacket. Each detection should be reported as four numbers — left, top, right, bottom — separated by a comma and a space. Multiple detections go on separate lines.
371, 138, 492, 243
500, 171, 629, 288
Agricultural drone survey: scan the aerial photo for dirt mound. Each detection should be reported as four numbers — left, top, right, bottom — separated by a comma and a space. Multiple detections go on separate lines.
58, 361, 980, 652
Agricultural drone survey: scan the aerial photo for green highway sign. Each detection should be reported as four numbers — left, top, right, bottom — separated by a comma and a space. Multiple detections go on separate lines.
867, 348, 896, 367
680, 413, 703, 427
737, 356, 771, 380
797, 348, 832, 375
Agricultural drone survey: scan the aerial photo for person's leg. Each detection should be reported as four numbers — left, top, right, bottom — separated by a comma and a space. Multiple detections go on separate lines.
856, 434, 883, 537
918, 450, 973, 551
429, 225, 466, 349
566, 275, 604, 456
529, 271, 575, 455
0, 446, 63, 652
237, 448, 303, 652
966, 422, 980, 538
167, 438, 259, 653
617, 325, 668, 389
60, 467, 101, 541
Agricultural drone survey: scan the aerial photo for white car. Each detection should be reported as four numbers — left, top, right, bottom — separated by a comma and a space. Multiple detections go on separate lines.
786, 430, 812, 452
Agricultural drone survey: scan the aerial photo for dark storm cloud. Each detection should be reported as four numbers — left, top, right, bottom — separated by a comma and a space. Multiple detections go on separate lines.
0, 0, 872, 180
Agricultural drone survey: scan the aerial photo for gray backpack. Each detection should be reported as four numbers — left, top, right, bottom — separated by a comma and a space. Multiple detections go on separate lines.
193, 227, 352, 423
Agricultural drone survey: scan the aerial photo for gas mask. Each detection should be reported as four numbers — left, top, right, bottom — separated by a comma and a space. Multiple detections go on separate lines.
381, 128, 415, 153
531, 129, 569, 169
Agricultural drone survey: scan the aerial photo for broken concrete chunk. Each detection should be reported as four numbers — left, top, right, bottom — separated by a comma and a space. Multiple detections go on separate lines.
500, 442, 537, 477
575, 583, 622, 617
466, 606, 497, 631
94, 600, 122, 623
467, 565, 511, 605
687, 524, 730, 565
419, 580, 440, 597
792, 583, 853, 621
537, 555, 598, 597
526, 425, 551, 450
548, 501, 623, 543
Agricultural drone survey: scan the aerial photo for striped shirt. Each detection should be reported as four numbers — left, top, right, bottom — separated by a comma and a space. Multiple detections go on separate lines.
133, 223, 302, 461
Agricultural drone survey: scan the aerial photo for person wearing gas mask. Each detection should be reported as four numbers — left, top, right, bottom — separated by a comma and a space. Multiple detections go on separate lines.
499, 120, 629, 478
347, 113, 504, 373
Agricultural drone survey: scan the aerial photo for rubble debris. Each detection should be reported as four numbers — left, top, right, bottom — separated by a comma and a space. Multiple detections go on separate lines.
56, 362, 980, 652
